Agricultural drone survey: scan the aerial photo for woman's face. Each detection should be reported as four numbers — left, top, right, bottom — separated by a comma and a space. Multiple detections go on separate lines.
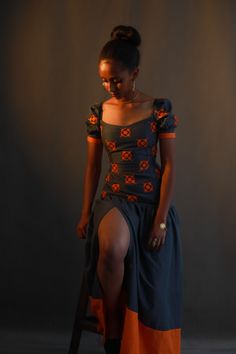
98, 59, 139, 100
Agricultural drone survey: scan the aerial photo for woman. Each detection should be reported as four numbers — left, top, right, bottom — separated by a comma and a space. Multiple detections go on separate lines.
77, 25, 183, 354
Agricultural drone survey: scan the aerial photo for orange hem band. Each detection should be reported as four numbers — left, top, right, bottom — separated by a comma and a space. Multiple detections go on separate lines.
159, 132, 176, 139
89, 296, 181, 354
87, 136, 102, 143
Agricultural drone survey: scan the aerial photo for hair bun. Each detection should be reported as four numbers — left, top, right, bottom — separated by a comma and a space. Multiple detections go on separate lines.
110, 25, 141, 47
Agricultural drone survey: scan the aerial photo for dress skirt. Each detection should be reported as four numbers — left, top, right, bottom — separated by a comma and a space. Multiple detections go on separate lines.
84, 194, 183, 354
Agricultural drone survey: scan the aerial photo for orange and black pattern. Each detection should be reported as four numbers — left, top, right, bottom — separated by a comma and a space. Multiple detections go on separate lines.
120, 127, 131, 137
139, 160, 149, 171
85, 98, 179, 203
125, 175, 136, 184
137, 138, 148, 147
84, 98, 182, 354
111, 163, 119, 174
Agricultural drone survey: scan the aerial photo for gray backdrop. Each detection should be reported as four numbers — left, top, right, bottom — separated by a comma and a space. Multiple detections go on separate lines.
1, 0, 236, 339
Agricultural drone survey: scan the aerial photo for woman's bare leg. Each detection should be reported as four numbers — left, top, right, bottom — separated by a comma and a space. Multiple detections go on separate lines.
97, 207, 130, 340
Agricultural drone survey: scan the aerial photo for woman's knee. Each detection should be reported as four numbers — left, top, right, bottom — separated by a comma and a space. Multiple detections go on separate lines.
98, 244, 123, 271
98, 207, 130, 268
98, 232, 128, 270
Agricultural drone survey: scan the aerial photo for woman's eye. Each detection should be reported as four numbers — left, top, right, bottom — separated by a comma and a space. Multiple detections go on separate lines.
101, 80, 121, 85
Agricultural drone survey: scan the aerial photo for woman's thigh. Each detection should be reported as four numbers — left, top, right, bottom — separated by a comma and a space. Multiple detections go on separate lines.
98, 207, 130, 262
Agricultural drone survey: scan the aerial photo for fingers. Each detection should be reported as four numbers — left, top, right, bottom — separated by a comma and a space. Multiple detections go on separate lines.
76, 225, 87, 239
152, 237, 161, 250
148, 236, 159, 250
149, 234, 166, 251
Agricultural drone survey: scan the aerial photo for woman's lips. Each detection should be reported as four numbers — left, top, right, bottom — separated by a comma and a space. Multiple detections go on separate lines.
110, 92, 120, 98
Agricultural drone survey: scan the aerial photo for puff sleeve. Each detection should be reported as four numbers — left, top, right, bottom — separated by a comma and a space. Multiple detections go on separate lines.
154, 98, 180, 139
85, 103, 102, 144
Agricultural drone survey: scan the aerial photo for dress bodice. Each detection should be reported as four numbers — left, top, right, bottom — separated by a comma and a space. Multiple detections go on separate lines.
85, 98, 179, 204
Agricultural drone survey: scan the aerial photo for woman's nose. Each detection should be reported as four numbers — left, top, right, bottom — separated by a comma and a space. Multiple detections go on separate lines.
108, 82, 116, 92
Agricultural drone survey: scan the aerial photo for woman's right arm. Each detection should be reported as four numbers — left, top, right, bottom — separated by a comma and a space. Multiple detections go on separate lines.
76, 140, 103, 239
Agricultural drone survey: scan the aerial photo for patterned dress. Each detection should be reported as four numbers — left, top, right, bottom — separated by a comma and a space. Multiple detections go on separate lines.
84, 98, 183, 354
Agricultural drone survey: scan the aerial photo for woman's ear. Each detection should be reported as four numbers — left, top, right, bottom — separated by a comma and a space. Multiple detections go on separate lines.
132, 67, 139, 80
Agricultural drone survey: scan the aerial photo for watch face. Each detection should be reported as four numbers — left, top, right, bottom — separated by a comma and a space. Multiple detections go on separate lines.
160, 223, 166, 230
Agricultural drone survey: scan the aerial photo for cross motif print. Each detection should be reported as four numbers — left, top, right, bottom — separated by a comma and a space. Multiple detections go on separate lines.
111, 183, 120, 192
127, 194, 138, 202
120, 128, 131, 137
105, 174, 111, 182
111, 163, 119, 173
150, 121, 157, 132
139, 160, 149, 171
143, 182, 154, 192
88, 114, 98, 124
137, 138, 148, 147
101, 190, 107, 199
105, 140, 117, 151
121, 151, 133, 160
125, 175, 136, 184
154, 108, 169, 120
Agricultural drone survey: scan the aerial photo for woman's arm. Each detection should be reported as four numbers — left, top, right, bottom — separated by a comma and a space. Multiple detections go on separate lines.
147, 138, 177, 250
81, 140, 103, 217
77, 140, 103, 239
154, 138, 176, 224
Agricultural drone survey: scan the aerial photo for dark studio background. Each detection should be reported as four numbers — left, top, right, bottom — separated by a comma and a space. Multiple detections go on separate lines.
1, 0, 236, 350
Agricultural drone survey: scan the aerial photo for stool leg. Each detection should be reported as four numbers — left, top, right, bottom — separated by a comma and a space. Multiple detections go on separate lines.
68, 271, 89, 354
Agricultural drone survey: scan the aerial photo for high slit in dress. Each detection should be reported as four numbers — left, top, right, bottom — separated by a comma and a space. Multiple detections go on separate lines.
84, 97, 183, 354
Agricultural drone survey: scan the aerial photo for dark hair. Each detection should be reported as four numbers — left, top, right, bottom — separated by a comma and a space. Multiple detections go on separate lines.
99, 25, 141, 72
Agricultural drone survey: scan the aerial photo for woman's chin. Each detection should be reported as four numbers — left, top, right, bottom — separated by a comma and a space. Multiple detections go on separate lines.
110, 93, 120, 99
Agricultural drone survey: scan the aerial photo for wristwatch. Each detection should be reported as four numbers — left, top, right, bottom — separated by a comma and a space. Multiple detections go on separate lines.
159, 222, 167, 231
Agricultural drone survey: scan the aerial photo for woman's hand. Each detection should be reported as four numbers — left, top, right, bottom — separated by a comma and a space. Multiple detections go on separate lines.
147, 222, 167, 251
76, 213, 90, 239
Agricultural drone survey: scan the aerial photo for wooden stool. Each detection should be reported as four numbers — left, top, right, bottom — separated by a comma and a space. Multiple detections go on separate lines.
68, 271, 99, 354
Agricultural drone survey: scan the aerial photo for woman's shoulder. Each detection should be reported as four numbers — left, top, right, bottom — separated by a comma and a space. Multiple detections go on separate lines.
153, 97, 172, 112
89, 100, 103, 117
138, 92, 154, 101
90, 94, 172, 113
134, 92, 172, 112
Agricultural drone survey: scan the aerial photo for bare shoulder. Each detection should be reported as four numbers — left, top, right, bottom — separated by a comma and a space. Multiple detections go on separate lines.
102, 97, 116, 106
138, 91, 155, 101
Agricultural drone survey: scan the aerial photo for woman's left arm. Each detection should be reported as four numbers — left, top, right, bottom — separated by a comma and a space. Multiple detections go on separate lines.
154, 138, 176, 224
148, 138, 176, 250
